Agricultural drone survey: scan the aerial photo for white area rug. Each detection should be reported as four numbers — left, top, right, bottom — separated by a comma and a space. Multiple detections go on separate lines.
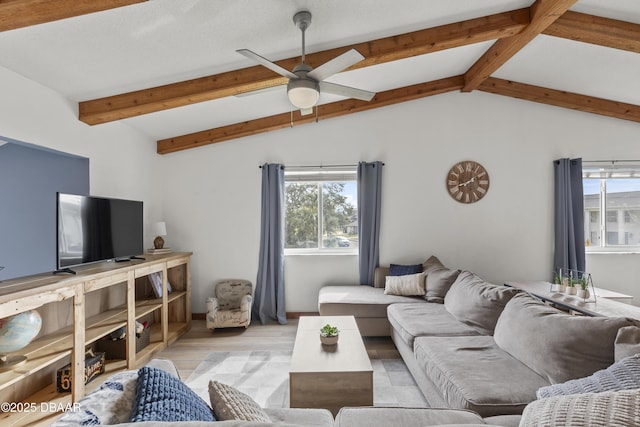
186, 350, 428, 409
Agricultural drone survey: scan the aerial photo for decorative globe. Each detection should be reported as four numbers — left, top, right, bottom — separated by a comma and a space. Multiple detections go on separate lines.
0, 310, 42, 360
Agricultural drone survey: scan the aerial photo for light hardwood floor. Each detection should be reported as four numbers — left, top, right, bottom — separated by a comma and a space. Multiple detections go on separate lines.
156, 319, 400, 379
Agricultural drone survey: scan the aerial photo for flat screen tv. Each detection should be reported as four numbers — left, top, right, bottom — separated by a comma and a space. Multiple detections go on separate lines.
57, 193, 143, 270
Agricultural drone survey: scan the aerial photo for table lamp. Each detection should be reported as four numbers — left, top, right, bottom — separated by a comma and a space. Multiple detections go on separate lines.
152, 221, 167, 249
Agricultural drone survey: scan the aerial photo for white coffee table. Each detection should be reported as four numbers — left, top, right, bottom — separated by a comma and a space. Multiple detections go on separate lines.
289, 315, 373, 415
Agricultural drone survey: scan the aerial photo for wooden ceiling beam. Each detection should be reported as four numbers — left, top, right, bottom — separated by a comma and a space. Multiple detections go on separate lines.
478, 77, 640, 123
0, 0, 147, 32
544, 10, 640, 53
156, 76, 465, 154
462, 0, 578, 92
80, 9, 530, 125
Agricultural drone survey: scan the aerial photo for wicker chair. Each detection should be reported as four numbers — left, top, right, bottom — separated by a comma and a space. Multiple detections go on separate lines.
206, 279, 253, 329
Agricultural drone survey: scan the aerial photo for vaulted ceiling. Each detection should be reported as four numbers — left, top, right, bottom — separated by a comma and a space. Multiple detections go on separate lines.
0, 0, 638, 154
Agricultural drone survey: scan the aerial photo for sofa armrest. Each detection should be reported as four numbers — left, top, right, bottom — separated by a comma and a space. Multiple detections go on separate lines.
206, 297, 219, 329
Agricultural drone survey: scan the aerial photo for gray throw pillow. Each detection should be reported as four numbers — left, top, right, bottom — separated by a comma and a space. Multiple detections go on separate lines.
424, 267, 460, 303
422, 255, 444, 274
443, 270, 519, 335
494, 293, 636, 384
208, 380, 270, 422
536, 354, 640, 398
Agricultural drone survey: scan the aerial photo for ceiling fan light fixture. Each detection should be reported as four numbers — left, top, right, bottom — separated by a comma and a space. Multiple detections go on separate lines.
287, 79, 319, 109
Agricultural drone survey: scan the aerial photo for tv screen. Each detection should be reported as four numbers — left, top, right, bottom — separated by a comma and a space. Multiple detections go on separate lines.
57, 193, 143, 269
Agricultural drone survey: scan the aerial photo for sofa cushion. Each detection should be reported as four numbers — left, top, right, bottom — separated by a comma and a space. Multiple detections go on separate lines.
334, 407, 488, 427
494, 293, 635, 384
390, 263, 423, 276
536, 354, 640, 398
519, 388, 640, 427
443, 271, 519, 335
425, 267, 461, 303
384, 272, 426, 296
130, 367, 215, 422
387, 303, 480, 348
414, 336, 549, 417
318, 285, 426, 318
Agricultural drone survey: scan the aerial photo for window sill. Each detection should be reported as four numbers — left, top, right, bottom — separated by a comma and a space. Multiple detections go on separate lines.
586, 250, 640, 255
284, 250, 358, 257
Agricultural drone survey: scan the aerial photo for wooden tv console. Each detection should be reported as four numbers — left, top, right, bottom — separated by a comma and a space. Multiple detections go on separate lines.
0, 252, 192, 426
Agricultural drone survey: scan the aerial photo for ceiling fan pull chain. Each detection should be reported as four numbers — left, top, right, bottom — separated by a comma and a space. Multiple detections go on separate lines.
315, 105, 318, 123
290, 108, 294, 128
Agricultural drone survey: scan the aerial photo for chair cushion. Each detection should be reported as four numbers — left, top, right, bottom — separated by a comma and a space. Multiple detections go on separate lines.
215, 279, 252, 310
318, 285, 426, 318
494, 293, 635, 384
387, 303, 480, 348
443, 271, 519, 335
413, 336, 549, 417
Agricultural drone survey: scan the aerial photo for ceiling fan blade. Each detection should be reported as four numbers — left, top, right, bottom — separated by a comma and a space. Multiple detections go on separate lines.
236, 49, 297, 79
319, 81, 375, 102
234, 84, 285, 98
307, 49, 364, 81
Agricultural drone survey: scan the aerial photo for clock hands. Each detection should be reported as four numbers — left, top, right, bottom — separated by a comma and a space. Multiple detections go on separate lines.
458, 177, 475, 187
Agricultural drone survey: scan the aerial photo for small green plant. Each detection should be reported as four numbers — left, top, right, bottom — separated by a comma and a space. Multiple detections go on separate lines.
554, 271, 562, 285
579, 276, 588, 290
320, 324, 339, 337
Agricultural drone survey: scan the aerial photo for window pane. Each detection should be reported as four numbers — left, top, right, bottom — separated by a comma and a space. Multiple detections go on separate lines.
583, 179, 601, 247
604, 178, 640, 246
284, 183, 318, 248
321, 182, 357, 249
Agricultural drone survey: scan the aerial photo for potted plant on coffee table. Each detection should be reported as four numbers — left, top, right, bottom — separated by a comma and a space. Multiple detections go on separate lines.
320, 324, 339, 346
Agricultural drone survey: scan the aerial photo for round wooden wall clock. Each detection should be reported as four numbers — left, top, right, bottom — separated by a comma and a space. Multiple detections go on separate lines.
446, 160, 490, 204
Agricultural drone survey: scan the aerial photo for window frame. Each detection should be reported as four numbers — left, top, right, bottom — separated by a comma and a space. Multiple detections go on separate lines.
583, 162, 640, 253
283, 166, 358, 255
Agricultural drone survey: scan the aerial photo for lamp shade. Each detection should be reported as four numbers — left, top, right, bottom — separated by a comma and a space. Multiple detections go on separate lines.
152, 221, 167, 237
287, 79, 319, 109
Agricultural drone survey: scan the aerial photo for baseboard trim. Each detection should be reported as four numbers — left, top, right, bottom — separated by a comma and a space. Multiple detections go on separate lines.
286, 312, 319, 319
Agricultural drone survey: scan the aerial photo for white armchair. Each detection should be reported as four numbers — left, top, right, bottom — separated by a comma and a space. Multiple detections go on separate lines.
206, 279, 253, 329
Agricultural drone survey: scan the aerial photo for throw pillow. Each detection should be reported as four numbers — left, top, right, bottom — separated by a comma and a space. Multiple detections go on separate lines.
422, 255, 445, 274
520, 388, 640, 427
129, 367, 215, 422
384, 272, 426, 296
615, 325, 640, 362
537, 354, 640, 398
443, 270, 519, 335
424, 267, 460, 303
50, 370, 139, 427
208, 380, 271, 422
389, 263, 423, 276
494, 293, 635, 384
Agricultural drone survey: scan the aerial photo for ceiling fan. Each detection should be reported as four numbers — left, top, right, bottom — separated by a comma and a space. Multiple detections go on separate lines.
237, 10, 376, 115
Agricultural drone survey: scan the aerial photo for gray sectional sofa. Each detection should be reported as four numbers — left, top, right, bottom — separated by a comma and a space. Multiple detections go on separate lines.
318, 256, 640, 418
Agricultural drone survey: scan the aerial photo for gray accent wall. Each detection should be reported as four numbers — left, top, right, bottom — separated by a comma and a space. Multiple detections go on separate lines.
0, 138, 89, 280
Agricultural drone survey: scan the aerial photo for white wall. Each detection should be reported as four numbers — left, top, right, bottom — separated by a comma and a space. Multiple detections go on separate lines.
3, 60, 639, 313
0, 66, 162, 245
160, 91, 640, 313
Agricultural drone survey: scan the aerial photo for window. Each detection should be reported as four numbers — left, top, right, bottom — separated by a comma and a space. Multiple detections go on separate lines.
583, 163, 640, 249
284, 166, 358, 252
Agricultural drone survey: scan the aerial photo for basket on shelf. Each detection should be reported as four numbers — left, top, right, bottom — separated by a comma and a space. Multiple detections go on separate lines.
97, 323, 150, 360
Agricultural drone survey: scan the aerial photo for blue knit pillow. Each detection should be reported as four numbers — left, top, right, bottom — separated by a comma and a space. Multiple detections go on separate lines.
389, 263, 423, 276
129, 367, 215, 422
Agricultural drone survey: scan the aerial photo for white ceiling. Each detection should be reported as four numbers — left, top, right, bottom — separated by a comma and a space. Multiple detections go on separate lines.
0, 0, 638, 142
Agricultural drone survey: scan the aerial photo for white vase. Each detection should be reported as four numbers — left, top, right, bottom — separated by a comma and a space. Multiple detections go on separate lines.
557, 284, 566, 293
577, 289, 590, 299
320, 334, 338, 346
565, 286, 577, 295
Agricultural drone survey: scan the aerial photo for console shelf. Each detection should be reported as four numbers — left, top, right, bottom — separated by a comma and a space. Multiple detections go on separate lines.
0, 252, 192, 426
